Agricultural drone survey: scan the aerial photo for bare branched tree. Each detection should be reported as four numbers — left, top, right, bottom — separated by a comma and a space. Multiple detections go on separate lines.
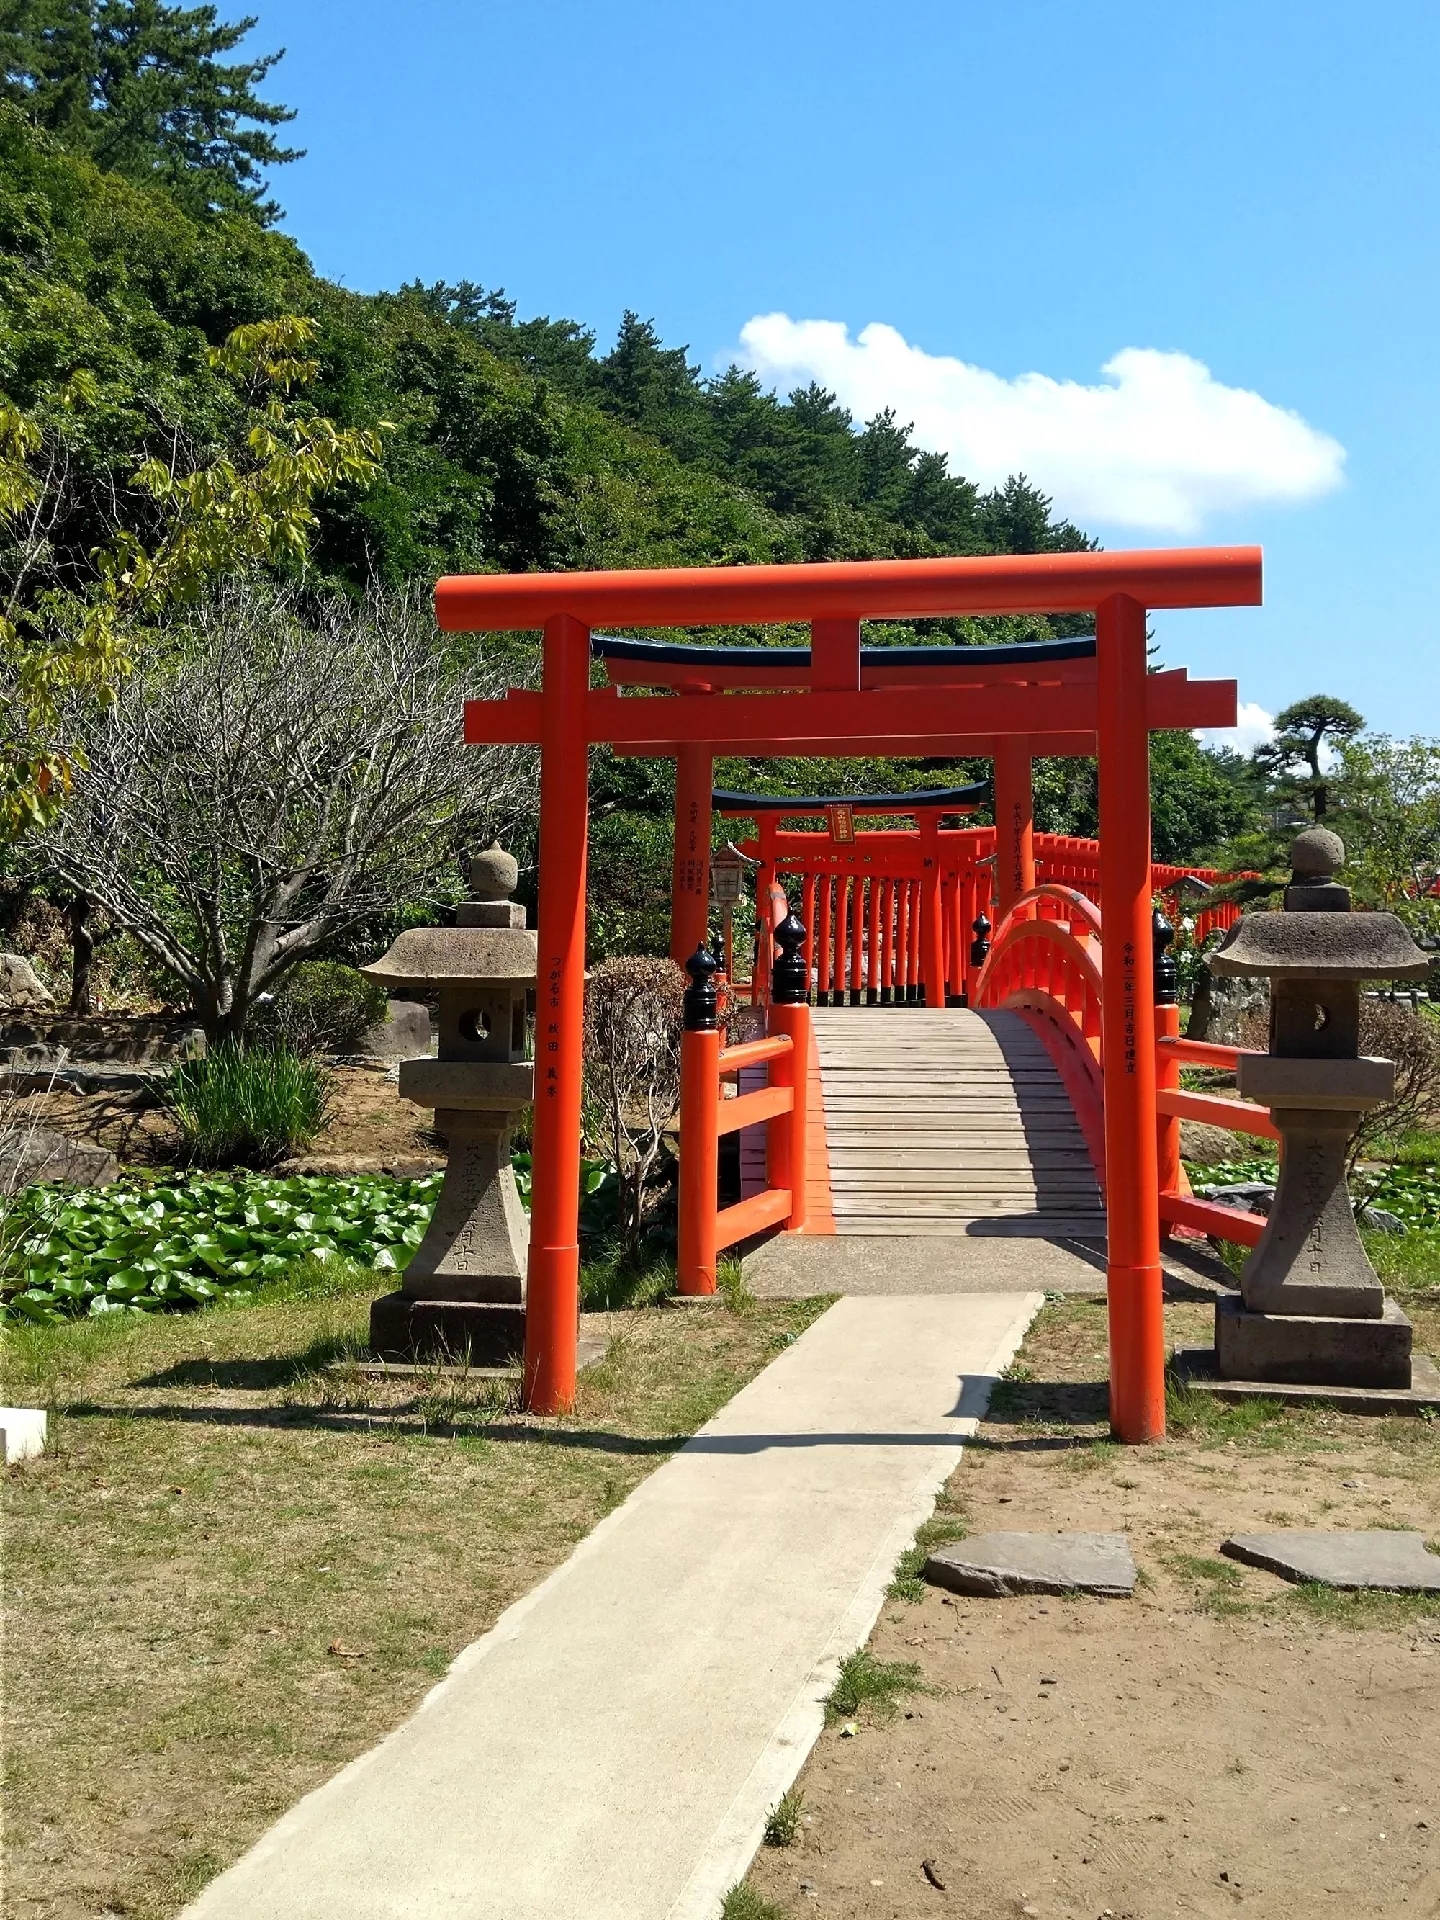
582, 957, 685, 1259
40, 578, 533, 1039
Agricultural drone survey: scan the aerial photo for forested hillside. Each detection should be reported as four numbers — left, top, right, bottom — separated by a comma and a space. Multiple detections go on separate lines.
7, 3, 1383, 993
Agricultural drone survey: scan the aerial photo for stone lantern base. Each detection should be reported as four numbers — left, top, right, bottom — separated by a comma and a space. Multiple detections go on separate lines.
369, 1105, 529, 1367
1213, 1295, 1414, 1390
370, 1294, 526, 1368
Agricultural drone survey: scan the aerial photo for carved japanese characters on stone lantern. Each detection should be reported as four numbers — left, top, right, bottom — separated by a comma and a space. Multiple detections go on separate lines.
361, 844, 535, 1363
1208, 828, 1430, 1389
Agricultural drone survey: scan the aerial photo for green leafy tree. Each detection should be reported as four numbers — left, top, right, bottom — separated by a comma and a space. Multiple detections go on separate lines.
1, 311, 382, 833
1331, 733, 1440, 939
0, 0, 299, 219
1253, 693, 1365, 820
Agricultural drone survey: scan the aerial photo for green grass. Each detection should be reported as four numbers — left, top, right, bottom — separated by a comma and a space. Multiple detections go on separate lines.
1286, 1581, 1440, 1629
888, 1516, 968, 1603
162, 1042, 334, 1168
763, 1785, 805, 1847
1165, 1373, 1290, 1443
721, 1886, 788, 1920
824, 1650, 926, 1724
1165, 1551, 1251, 1618
1366, 1226, 1440, 1300
1, 1280, 832, 1919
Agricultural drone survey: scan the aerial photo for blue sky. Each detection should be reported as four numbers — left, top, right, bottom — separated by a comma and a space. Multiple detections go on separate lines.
247, 0, 1437, 739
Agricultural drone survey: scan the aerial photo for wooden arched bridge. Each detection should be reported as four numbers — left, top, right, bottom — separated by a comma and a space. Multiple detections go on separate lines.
446, 543, 1269, 1438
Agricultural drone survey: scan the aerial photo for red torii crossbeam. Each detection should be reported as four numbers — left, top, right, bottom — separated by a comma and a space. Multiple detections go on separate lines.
442, 547, 1262, 1439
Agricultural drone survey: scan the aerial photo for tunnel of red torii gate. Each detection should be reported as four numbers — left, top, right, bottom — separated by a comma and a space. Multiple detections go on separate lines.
439, 545, 1263, 1441
701, 782, 1244, 1009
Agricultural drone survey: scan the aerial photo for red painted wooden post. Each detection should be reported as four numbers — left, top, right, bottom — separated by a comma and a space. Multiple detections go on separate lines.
850, 876, 865, 999
866, 872, 881, 1002
881, 877, 896, 1001
908, 879, 923, 1003
754, 814, 778, 1003
525, 612, 589, 1413
817, 875, 833, 1005
1097, 592, 1165, 1443
768, 1001, 811, 1230
921, 811, 946, 1008
834, 873, 850, 1008
801, 873, 817, 1001
678, 1025, 720, 1295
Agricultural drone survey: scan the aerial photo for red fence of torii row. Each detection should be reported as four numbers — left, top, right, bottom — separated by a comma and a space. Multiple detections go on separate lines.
723, 809, 1246, 1008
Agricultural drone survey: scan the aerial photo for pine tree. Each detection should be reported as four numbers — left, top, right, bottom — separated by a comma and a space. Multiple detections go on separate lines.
0, 0, 299, 220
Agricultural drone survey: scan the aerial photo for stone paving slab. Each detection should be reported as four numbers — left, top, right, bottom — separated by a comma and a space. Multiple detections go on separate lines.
924, 1531, 1137, 1598
1221, 1530, 1440, 1592
183, 1292, 1040, 1920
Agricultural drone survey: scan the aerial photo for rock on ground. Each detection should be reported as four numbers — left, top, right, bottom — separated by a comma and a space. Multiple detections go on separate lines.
0, 1124, 119, 1194
924, 1531, 1136, 1598
1221, 1530, 1440, 1592
0, 954, 54, 1011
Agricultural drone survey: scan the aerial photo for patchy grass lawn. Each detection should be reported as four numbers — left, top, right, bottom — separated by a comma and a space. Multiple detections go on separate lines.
1, 1270, 827, 1920
741, 1276, 1440, 1920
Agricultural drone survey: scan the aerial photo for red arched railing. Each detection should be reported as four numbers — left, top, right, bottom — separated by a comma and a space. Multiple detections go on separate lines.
972, 883, 1277, 1246
971, 885, 1107, 1176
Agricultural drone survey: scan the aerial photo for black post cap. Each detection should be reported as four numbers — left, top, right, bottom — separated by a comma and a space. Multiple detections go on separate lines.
771, 908, 809, 1005
683, 947, 721, 1031
1152, 907, 1178, 1006
969, 912, 992, 969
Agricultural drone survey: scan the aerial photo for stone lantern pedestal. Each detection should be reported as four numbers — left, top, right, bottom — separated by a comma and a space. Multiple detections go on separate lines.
1203, 830, 1432, 1393
361, 846, 535, 1364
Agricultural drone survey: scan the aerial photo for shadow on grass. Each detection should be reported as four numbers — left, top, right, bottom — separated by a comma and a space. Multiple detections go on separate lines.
979, 1376, 1111, 1434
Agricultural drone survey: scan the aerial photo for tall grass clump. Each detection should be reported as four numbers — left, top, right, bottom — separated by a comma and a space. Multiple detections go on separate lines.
162, 1043, 333, 1168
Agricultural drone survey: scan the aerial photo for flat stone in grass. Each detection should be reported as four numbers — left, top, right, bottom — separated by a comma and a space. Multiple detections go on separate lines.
1221, 1531, 1440, 1592
924, 1531, 1135, 1598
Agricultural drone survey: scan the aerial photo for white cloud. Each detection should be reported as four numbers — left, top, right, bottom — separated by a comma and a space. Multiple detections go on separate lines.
734, 315, 1345, 534
1197, 701, 1275, 757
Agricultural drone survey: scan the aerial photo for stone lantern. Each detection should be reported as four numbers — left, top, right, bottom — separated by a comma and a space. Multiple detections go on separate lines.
360, 844, 534, 1363
1207, 828, 1430, 1389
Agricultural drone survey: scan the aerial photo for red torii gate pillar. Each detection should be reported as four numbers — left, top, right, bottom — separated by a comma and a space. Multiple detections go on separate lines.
1097, 594, 1164, 1443
526, 613, 590, 1413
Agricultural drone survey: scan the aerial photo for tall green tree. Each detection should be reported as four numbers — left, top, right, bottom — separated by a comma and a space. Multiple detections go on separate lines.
0, 0, 298, 219
1253, 693, 1365, 820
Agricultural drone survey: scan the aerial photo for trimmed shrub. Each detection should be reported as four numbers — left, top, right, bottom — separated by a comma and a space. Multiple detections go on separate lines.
254, 962, 388, 1056
161, 1044, 334, 1168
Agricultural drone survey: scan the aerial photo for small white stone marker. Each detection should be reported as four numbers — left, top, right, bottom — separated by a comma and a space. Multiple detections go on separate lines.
1, 1408, 47, 1464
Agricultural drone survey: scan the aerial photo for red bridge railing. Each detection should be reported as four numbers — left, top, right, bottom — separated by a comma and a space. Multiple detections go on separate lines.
972, 885, 1275, 1249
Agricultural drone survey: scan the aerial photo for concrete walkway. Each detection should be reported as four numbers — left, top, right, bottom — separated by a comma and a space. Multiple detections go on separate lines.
185, 1293, 1039, 1920
744, 1232, 1235, 1299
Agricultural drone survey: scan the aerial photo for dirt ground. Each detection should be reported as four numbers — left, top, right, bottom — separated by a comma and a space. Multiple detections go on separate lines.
745, 1290, 1440, 1920
24, 1064, 443, 1173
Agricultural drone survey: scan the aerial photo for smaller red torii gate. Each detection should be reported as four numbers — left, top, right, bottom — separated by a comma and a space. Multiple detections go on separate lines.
708, 796, 1246, 1009
441, 546, 1262, 1441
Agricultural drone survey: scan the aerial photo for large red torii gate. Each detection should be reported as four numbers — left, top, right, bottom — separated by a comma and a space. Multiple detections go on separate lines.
441, 546, 1262, 1439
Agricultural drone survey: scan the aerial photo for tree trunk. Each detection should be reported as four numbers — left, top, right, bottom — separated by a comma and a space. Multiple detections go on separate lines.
67, 892, 96, 1015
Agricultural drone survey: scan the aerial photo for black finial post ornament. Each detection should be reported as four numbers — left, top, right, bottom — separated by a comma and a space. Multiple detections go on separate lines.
1152, 908, 1178, 1006
970, 912, 992, 971
770, 909, 809, 1005
683, 947, 720, 1031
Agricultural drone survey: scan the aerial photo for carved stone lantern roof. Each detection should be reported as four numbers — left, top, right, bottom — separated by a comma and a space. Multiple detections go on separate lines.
361, 925, 536, 990
1211, 826, 1428, 982
1210, 910, 1430, 982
